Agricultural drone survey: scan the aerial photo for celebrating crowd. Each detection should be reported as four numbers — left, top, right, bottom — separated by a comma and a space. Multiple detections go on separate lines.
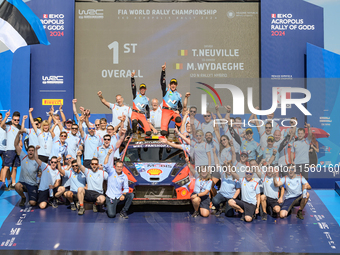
0, 63, 312, 221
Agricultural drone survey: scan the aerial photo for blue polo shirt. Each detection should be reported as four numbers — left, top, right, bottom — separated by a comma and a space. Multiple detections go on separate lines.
39, 162, 61, 191
258, 146, 279, 164
83, 134, 103, 160
193, 172, 212, 193
284, 175, 307, 199
239, 177, 260, 205
49, 140, 68, 163
292, 138, 311, 164
64, 169, 86, 192
85, 168, 108, 194
241, 138, 259, 160
18, 151, 39, 186
218, 175, 241, 199
260, 174, 281, 199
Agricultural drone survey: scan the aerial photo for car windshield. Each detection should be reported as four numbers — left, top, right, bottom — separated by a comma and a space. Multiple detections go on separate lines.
124, 147, 186, 163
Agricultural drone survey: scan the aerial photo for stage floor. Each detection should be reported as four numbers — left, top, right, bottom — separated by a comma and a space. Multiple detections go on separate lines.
0, 189, 339, 253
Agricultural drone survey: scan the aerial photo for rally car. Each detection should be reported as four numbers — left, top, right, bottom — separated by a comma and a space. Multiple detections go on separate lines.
120, 134, 194, 205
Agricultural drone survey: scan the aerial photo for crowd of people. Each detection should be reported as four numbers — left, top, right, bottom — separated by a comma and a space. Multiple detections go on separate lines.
0, 63, 313, 221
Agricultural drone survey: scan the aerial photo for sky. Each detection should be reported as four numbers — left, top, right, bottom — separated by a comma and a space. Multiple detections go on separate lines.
305, 0, 340, 54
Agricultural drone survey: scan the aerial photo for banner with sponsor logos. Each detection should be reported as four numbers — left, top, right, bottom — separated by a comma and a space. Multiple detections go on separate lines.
27, 0, 74, 120
307, 43, 340, 173
261, 0, 323, 125
75, 2, 259, 119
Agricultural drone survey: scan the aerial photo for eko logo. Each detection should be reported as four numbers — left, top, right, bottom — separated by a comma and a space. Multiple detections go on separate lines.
198, 83, 311, 116
42, 76, 64, 84
78, 9, 104, 19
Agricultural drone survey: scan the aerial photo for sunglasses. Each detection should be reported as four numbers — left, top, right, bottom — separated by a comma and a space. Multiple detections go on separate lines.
190, 111, 196, 113
91, 163, 98, 166
88, 127, 95, 130
204, 115, 211, 117
104, 138, 111, 141
71, 127, 78, 130
246, 132, 253, 135
66, 157, 72, 160
13, 119, 20, 121
246, 172, 253, 175
51, 161, 57, 164
241, 154, 248, 157
72, 165, 78, 167
95, 124, 100, 126
265, 127, 272, 129
60, 135, 67, 138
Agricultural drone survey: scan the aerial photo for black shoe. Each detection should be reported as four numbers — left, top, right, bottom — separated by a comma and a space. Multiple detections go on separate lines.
215, 209, 223, 217
297, 210, 304, 220
19, 197, 26, 207
240, 213, 245, 221
56, 197, 65, 205
192, 211, 199, 218
78, 207, 85, 215
262, 213, 267, 221
51, 199, 58, 209
120, 210, 128, 219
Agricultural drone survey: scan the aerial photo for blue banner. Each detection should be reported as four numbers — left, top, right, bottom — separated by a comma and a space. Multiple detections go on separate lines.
261, 0, 323, 124
27, 0, 74, 121
307, 43, 340, 170
0, 47, 30, 118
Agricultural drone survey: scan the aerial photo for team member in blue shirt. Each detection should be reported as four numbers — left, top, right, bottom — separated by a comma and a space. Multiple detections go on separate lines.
256, 161, 284, 220
275, 164, 311, 220
212, 160, 241, 217
160, 62, 183, 136
34, 146, 62, 209
187, 159, 212, 218
57, 157, 86, 211
78, 115, 103, 168
104, 149, 134, 219
241, 128, 259, 161
291, 123, 313, 180
76, 152, 108, 215
228, 169, 260, 222
13, 130, 40, 207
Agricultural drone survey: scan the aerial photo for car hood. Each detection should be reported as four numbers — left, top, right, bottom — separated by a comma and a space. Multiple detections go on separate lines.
134, 163, 177, 183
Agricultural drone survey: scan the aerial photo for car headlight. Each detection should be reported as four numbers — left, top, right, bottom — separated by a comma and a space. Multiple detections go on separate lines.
175, 176, 190, 186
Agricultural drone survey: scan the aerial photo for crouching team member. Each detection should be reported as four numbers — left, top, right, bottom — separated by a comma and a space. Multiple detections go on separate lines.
160, 62, 183, 136
104, 149, 134, 219
76, 152, 107, 215
130, 71, 152, 137
254, 156, 284, 220
187, 158, 212, 218
212, 160, 241, 217
13, 130, 39, 207
228, 169, 260, 222
34, 146, 62, 209
275, 164, 311, 220
57, 157, 86, 211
